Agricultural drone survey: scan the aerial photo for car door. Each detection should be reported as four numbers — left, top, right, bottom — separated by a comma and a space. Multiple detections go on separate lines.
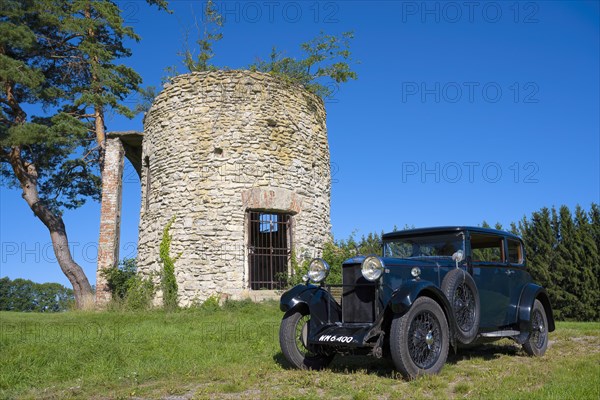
469, 233, 511, 329
504, 237, 530, 325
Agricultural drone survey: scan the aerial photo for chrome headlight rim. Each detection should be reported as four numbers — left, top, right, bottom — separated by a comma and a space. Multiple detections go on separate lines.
307, 258, 330, 283
361, 255, 385, 281
411, 266, 421, 278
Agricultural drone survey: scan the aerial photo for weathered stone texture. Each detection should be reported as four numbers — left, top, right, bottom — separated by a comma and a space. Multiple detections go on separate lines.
138, 70, 331, 306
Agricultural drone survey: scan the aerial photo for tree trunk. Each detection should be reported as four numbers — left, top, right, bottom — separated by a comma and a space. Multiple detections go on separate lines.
8, 146, 94, 309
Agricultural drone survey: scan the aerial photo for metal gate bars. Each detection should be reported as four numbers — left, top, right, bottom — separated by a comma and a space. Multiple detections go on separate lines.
247, 211, 291, 290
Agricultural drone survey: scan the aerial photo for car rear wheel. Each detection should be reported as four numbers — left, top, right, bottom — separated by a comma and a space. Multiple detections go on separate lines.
522, 299, 549, 356
390, 297, 449, 379
441, 268, 480, 344
279, 309, 334, 370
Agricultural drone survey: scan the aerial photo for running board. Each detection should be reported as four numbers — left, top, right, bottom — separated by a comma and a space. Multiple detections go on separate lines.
480, 330, 520, 338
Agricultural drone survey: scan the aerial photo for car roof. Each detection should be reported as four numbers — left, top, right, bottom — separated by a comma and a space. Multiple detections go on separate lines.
381, 226, 522, 240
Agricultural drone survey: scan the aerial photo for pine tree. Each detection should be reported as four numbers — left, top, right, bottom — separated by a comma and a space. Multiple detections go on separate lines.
589, 203, 600, 257
359, 231, 383, 256
554, 206, 583, 319
0, 0, 168, 307
589, 203, 600, 320
509, 221, 519, 235
519, 208, 561, 313
574, 205, 599, 320
518, 204, 600, 321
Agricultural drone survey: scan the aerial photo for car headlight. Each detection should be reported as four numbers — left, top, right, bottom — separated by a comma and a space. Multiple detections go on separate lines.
308, 258, 330, 283
361, 256, 384, 281
411, 267, 421, 278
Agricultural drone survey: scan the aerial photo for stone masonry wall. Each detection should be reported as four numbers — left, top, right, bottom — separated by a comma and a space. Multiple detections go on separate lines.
137, 70, 331, 306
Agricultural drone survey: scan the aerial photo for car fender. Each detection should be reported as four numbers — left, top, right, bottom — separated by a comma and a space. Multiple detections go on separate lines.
517, 284, 555, 333
388, 280, 457, 347
280, 284, 318, 313
280, 284, 342, 328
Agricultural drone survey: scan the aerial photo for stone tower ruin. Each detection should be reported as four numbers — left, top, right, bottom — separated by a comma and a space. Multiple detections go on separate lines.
133, 70, 331, 305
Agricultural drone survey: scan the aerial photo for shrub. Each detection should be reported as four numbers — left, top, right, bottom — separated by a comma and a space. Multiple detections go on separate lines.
102, 258, 137, 300
160, 217, 180, 311
102, 258, 155, 311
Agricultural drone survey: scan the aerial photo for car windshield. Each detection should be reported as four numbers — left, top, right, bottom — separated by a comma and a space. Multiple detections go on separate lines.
383, 233, 465, 259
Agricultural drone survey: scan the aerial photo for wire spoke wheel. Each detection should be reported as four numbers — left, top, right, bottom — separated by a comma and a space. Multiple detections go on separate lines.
453, 283, 476, 332
407, 311, 442, 369
522, 299, 549, 357
391, 296, 449, 379
530, 307, 546, 349
294, 314, 318, 358
441, 268, 480, 344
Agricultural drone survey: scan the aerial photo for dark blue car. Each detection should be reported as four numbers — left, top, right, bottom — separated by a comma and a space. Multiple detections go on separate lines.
279, 227, 554, 379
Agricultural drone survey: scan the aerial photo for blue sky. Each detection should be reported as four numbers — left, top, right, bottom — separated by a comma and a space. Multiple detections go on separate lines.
1, 0, 599, 287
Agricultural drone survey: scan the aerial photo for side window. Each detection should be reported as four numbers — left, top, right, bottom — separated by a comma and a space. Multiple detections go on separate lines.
507, 239, 524, 264
470, 234, 504, 263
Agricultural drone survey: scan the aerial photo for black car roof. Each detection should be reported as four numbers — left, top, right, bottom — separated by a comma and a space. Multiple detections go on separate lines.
381, 226, 522, 240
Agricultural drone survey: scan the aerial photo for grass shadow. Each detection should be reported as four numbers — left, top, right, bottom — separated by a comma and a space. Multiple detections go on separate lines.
273, 350, 397, 377
273, 341, 523, 376
328, 355, 397, 377
273, 352, 292, 369
447, 341, 522, 364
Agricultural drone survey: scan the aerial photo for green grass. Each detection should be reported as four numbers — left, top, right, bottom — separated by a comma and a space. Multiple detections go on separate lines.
0, 301, 598, 399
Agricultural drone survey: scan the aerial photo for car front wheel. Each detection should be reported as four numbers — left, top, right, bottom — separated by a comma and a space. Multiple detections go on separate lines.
522, 299, 549, 356
390, 296, 449, 379
279, 309, 334, 370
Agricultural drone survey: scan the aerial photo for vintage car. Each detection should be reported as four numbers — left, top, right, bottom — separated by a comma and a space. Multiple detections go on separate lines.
278, 227, 554, 379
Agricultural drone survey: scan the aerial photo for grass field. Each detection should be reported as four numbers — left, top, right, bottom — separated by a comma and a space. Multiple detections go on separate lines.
0, 301, 598, 399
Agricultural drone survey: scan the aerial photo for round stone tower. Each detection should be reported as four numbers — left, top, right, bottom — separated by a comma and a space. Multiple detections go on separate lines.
137, 70, 331, 305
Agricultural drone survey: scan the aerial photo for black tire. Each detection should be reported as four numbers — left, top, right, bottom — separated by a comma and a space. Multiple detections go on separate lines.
441, 268, 480, 344
279, 309, 334, 370
390, 297, 449, 379
522, 299, 549, 356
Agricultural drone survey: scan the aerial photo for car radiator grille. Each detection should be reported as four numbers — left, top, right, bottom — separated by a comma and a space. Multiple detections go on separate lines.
342, 263, 377, 323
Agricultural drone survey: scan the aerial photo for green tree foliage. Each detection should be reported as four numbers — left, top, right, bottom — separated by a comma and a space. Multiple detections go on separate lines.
511, 203, 599, 321
518, 208, 556, 299
0, 277, 74, 311
573, 205, 599, 320
159, 217, 180, 311
554, 206, 582, 318
250, 32, 358, 98
590, 203, 600, 251
0, 0, 167, 307
1, 0, 101, 211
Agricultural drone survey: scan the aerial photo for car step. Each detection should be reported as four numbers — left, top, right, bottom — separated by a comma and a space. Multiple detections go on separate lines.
480, 330, 520, 337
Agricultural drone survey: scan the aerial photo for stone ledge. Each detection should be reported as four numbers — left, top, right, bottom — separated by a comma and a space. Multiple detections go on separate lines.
241, 187, 303, 214
237, 289, 282, 303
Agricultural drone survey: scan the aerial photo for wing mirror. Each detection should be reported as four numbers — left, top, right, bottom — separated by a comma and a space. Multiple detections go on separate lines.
452, 250, 464, 268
